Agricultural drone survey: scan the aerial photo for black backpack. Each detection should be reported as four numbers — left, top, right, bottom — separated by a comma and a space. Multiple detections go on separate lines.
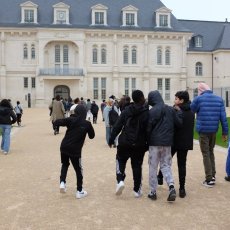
109, 106, 119, 126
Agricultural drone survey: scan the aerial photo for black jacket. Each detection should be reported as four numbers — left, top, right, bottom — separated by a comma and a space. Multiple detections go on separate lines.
0, 106, 17, 125
110, 103, 149, 150
173, 102, 195, 150
54, 113, 95, 157
147, 91, 183, 146
91, 103, 99, 115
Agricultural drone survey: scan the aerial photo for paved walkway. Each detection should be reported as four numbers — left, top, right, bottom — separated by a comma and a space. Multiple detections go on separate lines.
0, 108, 229, 230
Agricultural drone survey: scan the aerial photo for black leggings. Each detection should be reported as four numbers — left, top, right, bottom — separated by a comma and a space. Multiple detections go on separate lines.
60, 153, 83, 192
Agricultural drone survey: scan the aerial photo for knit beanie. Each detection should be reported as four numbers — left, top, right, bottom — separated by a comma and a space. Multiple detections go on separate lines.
198, 83, 210, 95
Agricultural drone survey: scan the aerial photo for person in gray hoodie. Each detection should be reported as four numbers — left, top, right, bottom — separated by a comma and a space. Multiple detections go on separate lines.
147, 90, 183, 202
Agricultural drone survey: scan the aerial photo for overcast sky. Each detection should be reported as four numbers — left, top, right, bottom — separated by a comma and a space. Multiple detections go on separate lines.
161, 0, 230, 22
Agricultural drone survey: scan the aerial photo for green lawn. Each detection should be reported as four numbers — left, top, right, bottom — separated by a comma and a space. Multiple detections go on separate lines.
194, 117, 230, 148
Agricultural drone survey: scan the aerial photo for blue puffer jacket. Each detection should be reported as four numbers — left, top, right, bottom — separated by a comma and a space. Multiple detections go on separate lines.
190, 90, 228, 135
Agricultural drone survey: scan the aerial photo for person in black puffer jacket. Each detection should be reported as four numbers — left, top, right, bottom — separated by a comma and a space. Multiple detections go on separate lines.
0, 99, 17, 154
158, 91, 195, 198
54, 105, 95, 199
147, 90, 183, 202
109, 90, 149, 198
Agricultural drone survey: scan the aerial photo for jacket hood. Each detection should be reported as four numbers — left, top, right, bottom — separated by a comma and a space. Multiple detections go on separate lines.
125, 103, 148, 116
74, 105, 87, 120
148, 91, 164, 106
0, 106, 11, 116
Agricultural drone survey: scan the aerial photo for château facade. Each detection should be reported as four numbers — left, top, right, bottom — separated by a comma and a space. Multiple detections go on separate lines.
0, 0, 229, 107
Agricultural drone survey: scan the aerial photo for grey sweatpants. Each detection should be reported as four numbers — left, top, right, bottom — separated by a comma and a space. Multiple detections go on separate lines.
148, 146, 174, 192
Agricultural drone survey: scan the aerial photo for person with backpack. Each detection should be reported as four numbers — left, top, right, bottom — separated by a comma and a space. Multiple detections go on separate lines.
103, 100, 119, 147
109, 90, 149, 198
91, 101, 99, 124
14, 101, 23, 126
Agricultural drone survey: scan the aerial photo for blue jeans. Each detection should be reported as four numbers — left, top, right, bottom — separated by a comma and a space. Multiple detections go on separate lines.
0, 124, 12, 152
226, 140, 230, 176
106, 126, 118, 145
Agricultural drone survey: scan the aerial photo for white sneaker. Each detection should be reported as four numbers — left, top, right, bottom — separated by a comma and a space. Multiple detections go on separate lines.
59, 182, 66, 193
76, 190, 87, 199
134, 189, 142, 198
3, 151, 8, 155
115, 181, 125, 195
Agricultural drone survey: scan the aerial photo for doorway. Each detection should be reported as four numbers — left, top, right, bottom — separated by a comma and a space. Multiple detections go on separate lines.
54, 85, 70, 100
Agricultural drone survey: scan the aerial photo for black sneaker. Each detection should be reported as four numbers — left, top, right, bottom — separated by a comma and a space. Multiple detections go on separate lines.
157, 176, 163, 185
179, 188, 186, 198
225, 176, 230, 182
167, 188, 176, 202
211, 177, 216, 184
148, 191, 157, 200
202, 180, 214, 188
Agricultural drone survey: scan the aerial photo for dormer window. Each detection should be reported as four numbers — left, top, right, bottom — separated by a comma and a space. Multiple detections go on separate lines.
195, 36, 203, 48
53, 2, 70, 25
91, 4, 108, 26
20, 1, 38, 23
155, 7, 171, 28
122, 5, 138, 27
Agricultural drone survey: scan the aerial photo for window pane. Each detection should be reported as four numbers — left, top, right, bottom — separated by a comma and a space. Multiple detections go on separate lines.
165, 78, 170, 100
196, 62, 203, 76
132, 48, 137, 64
165, 49, 170, 65
125, 78, 129, 96
126, 13, 135, 26
55, 45, 60, 63
23, 44, 28, 59
160, 15, 168, 27
101, 78, 106, 100
24, 77, 28, 88
93, 48, 98, 64
24, 10, 34, 23
31, 77, 36, 88
63, 45, 68, 63
123, 48, 128, 64
31, 45, 35, 59
101, 48, 106, 64
95, 12, 104, 25
157, 48, 162, 65
157, 78, 163, 91
131, 78, 136, 92
93, 77, 99, 100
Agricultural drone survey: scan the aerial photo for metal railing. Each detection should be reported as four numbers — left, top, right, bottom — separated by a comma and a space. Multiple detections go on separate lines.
39, 68, 84, 76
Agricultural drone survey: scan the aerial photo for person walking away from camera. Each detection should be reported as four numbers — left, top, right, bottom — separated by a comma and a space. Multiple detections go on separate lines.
0, 99, 17, 154
91, 101, 99, 124
191, 83, 228, 187
103, 100, 119, 146
86, 99, 92, 121
54, 105, 95, 199
14, 101, 23, 126
157, 91, 195, 198
118, 96, 131, 114
100, 100, 106, 121
50, 95, 65, 135
147, 90, 183, 202
109, 90, 149, 198
69, 98, 80, 116
225, 138, 230, 182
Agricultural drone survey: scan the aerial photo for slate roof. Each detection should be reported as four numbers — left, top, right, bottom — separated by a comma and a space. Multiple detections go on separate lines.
0, 0, 190, 32
179, 19, 230, 51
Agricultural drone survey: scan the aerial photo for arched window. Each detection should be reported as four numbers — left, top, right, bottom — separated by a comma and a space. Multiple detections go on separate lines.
31, 44, 35, 59
131, 46, 137, 64
165, 48, 170, 65
23, 44, 28, 59
123, 46, 129, 64
101, 47, 107, 64
157, 47, 162, 65
92, 46, 98, 64
195, 62, 203, 76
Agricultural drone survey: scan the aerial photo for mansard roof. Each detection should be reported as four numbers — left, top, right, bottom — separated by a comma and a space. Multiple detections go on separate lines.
0, 0, 189, 32
179, 19, 230, 51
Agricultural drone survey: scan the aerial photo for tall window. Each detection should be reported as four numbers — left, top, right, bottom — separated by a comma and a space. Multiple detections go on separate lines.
95, 12, 104, 25
31, 77, 36, 88
132, 47, 137, 64
92, 47, 98, 64
165, 49, 170, 65
195, 36, 203, 48
131, 78, 136, 92
126, 13, 135, 26
24, 77, 28, 88
93, 78, 99, 99
159, 15, 168, 27
55, 45, 61, 74
195, 62, 203, 76
23, 44, 28, 59
24, 9, 34, 23
123, 47, 129, 64
124, 78, 129, 96
157, 48, 162, 65
101, 47, 107, 64
157, 78, 163, 95
63, 45, 69, 74
101, 78, 106, 100
31, 44, 36, 59
193, 88, 198, 98
165, 78, 170, 100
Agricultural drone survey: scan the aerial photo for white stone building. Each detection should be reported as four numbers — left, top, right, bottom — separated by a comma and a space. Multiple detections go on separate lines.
0, 0, 229, 107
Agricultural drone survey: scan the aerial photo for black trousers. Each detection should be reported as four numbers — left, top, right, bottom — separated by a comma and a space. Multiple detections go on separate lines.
158, 148, 188, 189
52, 121, 59, 132
116, 146, 145, 192
92, 114, 98, 124
60, 152, 83, 192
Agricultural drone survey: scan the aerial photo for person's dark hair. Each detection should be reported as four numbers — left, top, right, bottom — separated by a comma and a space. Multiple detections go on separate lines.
175, 91, 189, 103
0, 99, 12, 108
132, 90, 145, 104
74, 97, 79, 104
55, 95, 61, 101
17, 101, 20, 105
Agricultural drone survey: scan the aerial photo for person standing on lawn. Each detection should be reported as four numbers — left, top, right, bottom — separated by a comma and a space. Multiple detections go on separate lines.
190, 82, 228, 187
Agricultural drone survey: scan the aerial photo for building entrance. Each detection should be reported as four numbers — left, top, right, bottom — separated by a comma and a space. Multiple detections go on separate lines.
54, 85, 70, 100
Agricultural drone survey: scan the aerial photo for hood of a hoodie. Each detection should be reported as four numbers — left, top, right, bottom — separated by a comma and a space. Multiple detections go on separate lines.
74, 104, 87, 120
0, 106, 11, 116
125, 103, 148, 117
148, 90, 164, 107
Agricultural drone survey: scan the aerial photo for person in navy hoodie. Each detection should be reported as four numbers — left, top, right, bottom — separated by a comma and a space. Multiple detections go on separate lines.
225, 138, 230, 182
54, 105, 95, 199
191, 83, 228, 187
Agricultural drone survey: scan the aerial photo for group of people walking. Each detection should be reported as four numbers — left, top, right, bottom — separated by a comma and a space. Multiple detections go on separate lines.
54, 82, 229, 202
